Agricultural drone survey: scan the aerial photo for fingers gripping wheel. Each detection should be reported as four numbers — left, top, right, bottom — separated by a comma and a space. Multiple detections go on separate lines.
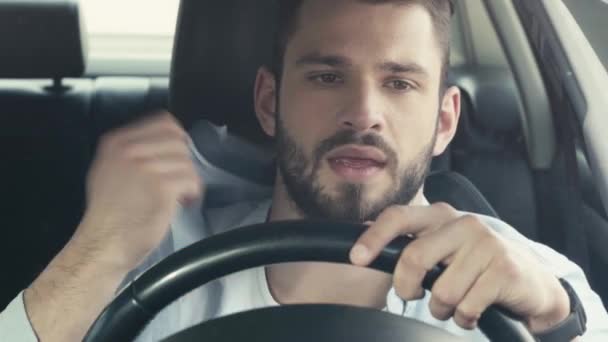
84, 220, 536, 342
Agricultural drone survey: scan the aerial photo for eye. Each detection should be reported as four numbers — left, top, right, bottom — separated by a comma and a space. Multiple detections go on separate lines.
310, 73, 343, 84
386, 80, 413, 91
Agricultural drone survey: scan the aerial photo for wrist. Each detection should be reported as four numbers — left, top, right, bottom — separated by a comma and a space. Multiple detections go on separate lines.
527, 278, 571, 334
530, 278, 587, 342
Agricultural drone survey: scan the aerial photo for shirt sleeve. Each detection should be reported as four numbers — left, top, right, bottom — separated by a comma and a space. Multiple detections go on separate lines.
0, 230, 175, 342
384, 214, 608, 340
526, 238, 608, 340
0, 291, 39, 342
480, 215, 608, 340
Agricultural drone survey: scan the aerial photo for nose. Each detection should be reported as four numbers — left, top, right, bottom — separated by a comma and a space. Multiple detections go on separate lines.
339, 82, 385, 133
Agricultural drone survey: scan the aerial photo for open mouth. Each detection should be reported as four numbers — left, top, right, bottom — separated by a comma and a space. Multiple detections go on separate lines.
326, 146, 388, 182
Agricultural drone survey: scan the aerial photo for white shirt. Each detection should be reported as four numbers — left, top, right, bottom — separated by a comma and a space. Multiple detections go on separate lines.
2, 122, 608, 341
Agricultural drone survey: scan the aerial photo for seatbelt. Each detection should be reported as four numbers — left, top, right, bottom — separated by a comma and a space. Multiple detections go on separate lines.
561, 123, 590, 275
536, 102, 590, 276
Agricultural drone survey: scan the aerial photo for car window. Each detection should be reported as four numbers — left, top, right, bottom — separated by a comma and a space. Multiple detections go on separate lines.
563, 0, 608, 71
81, 0, 178, 36
80, 0, 179, 76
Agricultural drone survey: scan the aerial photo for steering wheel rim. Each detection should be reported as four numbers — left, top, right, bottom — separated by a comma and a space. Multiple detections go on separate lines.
83, 220, 536, 341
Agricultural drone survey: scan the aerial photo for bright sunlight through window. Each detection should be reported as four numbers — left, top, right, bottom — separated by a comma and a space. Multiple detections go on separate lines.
79, 0, 180, 75
81, 0, 179, 36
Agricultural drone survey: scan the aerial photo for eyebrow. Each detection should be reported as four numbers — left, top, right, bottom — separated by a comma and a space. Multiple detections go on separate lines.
378, 61, 429, 78
295, 53, 352, 68
294, 52, 429, 78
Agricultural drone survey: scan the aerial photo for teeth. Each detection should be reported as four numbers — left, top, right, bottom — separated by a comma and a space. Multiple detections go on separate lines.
337, 159, 353, 167
334, 158, 378, 168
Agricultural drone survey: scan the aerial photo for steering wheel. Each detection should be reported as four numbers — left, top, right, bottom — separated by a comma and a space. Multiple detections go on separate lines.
83, 220, 536, 341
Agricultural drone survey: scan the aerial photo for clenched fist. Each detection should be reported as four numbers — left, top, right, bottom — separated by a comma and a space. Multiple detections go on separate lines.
75, 112, 203, 270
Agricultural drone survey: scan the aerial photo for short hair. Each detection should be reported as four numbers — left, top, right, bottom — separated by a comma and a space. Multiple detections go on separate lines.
270, 0, 454, 91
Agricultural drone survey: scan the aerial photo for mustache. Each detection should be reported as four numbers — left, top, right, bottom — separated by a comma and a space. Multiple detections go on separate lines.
313, 130, 398, 165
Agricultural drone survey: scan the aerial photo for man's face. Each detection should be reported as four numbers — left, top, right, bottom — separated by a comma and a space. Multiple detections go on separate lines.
256, 0, 459, 221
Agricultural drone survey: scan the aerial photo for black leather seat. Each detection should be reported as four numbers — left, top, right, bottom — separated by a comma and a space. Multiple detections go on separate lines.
447, 67, 538, 239
0, 0, 91, 309
90, 77, 170, 147
169, 0, 500, 218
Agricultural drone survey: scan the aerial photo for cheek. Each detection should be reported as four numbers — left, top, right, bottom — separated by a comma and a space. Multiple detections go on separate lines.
280, 92, 338, 155
388, 109, 438, 161
281, 111, 322, 159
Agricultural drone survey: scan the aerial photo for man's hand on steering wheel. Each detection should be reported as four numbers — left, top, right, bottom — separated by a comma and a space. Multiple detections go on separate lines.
349, 202, 571, 334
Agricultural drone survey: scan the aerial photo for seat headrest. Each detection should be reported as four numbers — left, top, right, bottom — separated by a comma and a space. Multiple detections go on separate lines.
171, 0, 278, 144
449, 66, 522, 133
0, 0, 87, 79
169, 1, 498, 143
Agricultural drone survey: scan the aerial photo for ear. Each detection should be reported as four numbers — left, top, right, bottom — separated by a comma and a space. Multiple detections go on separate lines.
433, 86, 461, 156
254, 66, 278, 137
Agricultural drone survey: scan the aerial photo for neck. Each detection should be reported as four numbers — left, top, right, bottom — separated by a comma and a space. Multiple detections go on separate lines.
266, 174, 427, 308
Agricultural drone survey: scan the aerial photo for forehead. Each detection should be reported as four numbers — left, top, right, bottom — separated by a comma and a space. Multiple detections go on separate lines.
285, 0, 443, 74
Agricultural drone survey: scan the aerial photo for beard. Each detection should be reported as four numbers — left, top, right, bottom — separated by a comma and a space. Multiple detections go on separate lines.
276, 114, 436, 222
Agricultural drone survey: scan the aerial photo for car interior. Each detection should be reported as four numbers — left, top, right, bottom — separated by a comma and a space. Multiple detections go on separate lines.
1, 0, 607, 319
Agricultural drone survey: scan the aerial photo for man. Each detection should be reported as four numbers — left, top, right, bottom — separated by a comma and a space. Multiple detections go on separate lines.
1, 0, 607, 341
